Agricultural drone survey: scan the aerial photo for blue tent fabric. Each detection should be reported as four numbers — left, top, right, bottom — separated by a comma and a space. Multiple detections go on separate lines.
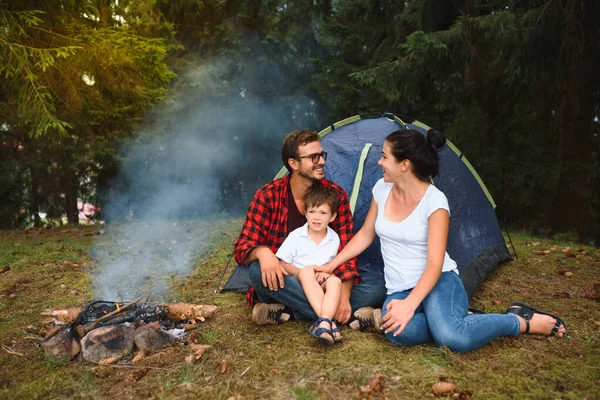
222, 115, 511, 300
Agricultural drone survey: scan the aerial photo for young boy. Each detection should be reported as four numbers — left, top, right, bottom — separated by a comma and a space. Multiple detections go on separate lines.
275, 184, 344, 345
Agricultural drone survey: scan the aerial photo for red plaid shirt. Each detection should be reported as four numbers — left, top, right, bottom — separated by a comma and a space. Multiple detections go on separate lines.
234, 175, 359, 283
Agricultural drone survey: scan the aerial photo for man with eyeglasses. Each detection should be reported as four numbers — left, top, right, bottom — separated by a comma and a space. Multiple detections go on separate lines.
234, 129, 386, 330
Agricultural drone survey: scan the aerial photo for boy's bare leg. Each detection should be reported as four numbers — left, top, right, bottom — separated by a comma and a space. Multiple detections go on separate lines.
321, 276, 341, 319
298, 268, 344, 340
298, 267, 339, 340
298, 268, 326, 315
322, 276, 342, 340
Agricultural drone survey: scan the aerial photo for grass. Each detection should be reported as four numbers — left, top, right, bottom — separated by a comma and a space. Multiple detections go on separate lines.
0, 223, 599, 399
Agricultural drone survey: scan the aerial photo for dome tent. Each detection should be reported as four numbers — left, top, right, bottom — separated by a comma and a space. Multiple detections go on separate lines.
220, 113, 512, 300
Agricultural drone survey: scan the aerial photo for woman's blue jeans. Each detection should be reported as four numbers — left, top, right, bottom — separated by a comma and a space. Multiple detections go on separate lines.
382, 271, 520, 352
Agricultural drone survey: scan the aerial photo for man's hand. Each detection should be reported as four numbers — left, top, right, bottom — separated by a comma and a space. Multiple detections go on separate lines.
334, 280, 353, 324
334, 296, 352, 324
380, 299, 416, 336
258, 248, 288, 291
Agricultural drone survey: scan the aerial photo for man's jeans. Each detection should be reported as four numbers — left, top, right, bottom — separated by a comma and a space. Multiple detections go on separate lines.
382, 271, 520, 353
248, 261, 386, 321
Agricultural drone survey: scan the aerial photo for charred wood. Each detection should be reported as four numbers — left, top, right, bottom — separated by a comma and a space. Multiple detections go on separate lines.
42, 302, 216, 328
39, 301, 217, 364
86, 298, 141, 329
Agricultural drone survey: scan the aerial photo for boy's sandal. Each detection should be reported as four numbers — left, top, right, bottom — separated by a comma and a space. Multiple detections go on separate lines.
331, 319, 344, 344
506, 302, 567, 337
468, 307, 487, 314
309, 317, 334, 346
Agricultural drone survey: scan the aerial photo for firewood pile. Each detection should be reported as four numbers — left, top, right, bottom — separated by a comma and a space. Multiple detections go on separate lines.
36, 299, 217, 364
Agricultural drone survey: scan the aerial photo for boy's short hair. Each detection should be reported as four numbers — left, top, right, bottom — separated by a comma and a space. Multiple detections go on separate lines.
305, 183, 340, 213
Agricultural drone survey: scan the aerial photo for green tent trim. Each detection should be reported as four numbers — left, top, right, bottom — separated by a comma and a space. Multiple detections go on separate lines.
349, 143, 372, 214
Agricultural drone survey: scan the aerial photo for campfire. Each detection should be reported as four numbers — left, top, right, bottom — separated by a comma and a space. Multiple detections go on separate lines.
38, 299, 217, 364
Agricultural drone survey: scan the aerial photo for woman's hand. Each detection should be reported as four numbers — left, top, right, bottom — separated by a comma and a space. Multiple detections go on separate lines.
315, 271, 330, 284
314, 263, 335, 275
380, 299, 417, 336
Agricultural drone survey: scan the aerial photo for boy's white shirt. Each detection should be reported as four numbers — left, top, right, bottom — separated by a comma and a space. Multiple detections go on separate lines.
276, 222, 340, 269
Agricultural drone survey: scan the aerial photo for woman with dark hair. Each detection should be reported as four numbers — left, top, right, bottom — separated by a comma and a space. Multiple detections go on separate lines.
316, 129, 566, 352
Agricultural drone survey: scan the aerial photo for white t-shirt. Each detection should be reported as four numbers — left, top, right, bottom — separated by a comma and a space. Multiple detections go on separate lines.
372, 178, 458, 294
276, 223, 340, 269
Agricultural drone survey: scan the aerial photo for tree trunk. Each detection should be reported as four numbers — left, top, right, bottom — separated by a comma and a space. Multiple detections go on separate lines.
29, 168, 41, 228
64, 167, 79, 225
551, 97, 593, 237
550, 0, 598, 239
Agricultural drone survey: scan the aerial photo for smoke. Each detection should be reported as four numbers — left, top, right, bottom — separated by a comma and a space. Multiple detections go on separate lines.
91, 55, 325, 301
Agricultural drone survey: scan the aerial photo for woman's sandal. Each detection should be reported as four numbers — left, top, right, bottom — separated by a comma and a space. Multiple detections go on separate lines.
468, 307, 487, 315
331, 319, 344, 344
506, 302, 567, 337
309, 317, 334, 346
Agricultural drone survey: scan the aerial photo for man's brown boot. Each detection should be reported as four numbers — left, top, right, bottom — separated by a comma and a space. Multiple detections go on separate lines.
251, 303, 291, 325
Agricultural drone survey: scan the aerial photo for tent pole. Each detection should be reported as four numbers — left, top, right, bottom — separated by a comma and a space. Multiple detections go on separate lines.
213, 253, 234, 294
503, 227, 518, 260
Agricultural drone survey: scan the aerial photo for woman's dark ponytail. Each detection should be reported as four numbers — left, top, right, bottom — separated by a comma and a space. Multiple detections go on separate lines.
426, 129, 446, 152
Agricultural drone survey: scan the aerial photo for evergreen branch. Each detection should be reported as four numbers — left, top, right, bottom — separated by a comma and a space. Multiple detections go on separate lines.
4, 37, 70, 136
2, 38, 81, 54
28, 24, 81, 42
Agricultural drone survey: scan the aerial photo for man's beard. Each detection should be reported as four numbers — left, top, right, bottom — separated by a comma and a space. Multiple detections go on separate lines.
298, 164, 324, 181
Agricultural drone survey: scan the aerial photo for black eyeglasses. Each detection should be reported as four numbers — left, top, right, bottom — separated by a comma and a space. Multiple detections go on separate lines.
296, 151, 327, 164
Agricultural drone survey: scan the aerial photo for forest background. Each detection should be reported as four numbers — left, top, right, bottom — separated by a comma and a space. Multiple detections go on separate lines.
1, 0, 598, 244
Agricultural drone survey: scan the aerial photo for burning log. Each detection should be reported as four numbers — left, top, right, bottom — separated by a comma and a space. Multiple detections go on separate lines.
37, 301, 217, 364
40, 301, 217, 328
87, 298, 141, 331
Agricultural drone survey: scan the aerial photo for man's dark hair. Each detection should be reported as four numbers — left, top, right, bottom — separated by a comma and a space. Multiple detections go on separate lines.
281, 129, 320, 172
305, 183, 340, 213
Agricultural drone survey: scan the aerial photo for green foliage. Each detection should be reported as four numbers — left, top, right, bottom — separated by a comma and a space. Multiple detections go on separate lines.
345, 0, 600, 240
0, 1, 176, 227
0, 0, 597, 239
0, 8, 78, 136
313, 0, 407, 119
